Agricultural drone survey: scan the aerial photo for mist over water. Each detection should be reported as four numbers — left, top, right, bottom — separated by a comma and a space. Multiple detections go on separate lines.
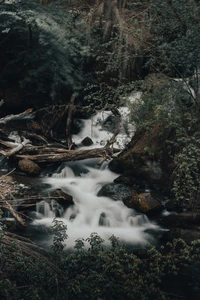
32, 159, 159, 248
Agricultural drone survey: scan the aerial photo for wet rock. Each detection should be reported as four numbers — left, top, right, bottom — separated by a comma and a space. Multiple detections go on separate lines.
158, 212, 200, 228
124, 192, 163, 214
109, 124, 172, 192
18, 159, 41, 176
114, 172, 149, 192
165, 199, 183, 213
101, 115, 120, 133
71, 119, 83, 134
98, 183, 163, 215
49, 189, 74, 209
81, 136, 93, 146
97, 183, 132, 202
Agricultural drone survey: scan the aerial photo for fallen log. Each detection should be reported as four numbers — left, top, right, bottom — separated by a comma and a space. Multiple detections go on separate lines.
20, 145, 70, 154
0, 108, 34, 124
16, 147, 120, 163
0, 137, 30, 157
1, 201, 27, 228
0, 139, 14, 148
2, 196, 72, 207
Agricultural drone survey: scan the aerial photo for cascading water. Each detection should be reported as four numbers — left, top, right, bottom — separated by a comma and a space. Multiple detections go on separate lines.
31, 93, 161, 248
32, 159, 160, 248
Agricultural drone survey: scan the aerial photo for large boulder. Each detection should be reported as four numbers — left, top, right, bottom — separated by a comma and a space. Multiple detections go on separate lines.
97, 183, 132, 202
18, 159, 41, 176
97, 183, 163, 214
109, 124, 173, 192
124, 191, 163, 214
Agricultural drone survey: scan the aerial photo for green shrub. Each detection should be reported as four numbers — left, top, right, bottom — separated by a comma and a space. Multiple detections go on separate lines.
1, 220, 200, 300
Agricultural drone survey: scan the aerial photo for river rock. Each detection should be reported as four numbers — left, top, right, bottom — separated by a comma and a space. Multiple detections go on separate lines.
124, 192, 163, 214
101, 114, 120, 133
97, 183, 132, 202
98, 183, 162, 214
109, 124, 172, 192
18, 159, 41, 176
81, 136, 93, 146
114, 172, 148, 192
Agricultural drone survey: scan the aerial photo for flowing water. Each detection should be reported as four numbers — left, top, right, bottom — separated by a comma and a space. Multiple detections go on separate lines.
30, 94, 162, 248
2, 93, 161, 248
32, 158, 160, 248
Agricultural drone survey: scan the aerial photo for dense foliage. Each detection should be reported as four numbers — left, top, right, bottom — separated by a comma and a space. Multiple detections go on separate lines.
129, 0, 200, 205
1, 1, 200, 298
1, 220, 200, 300
149, 0, 200, 78
0, 0, 91, 107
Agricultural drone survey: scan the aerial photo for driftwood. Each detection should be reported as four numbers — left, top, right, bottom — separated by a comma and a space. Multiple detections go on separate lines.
16, 146, 120, 163
21, 132, 48, 145
0, 108, 34, 124
97, 131, 119, 165
20, 145, 70, 154
0, 137, 30, 157
0, 139, 14, 148
3, 196, 72, 208
1, 201, 27, 228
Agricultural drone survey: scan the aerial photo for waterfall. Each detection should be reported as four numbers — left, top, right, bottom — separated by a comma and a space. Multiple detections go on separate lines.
31, 97, 161, 248
32, 159, 160, 248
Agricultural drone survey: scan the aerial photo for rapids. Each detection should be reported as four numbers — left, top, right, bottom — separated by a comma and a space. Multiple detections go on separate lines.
30, 93, 161, 248
29, 93, 160, 248
32, 159, 160, 248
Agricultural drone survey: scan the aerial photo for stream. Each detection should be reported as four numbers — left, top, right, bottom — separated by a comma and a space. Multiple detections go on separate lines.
27, 94, 162, 248
0, 92, 163, 249
30, 158, 160, 248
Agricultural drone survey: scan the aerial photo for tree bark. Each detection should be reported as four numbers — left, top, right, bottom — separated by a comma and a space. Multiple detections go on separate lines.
16, 147, 120, 163
0, 108, 34, 124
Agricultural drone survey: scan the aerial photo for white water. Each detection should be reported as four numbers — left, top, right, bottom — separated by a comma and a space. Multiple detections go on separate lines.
32, 159, 159, 248
31, 92, 160, 248
72, 92, 142, 149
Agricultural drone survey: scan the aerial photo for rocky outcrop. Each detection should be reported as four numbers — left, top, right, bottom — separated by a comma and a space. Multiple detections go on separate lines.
124, 192, 163, 214
81, 137, 93, 146
97, 182, 163, 214
109, 124, 173, 192
18, 159, 41, 176
97, 183, 132, 202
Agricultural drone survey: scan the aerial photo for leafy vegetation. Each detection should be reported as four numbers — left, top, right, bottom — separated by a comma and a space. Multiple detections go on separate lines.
127, 0, 200, 205
1, 220, 200, 300
149, 0, 200, 78
0, 0, 91, 107
1, 1, 200, 298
